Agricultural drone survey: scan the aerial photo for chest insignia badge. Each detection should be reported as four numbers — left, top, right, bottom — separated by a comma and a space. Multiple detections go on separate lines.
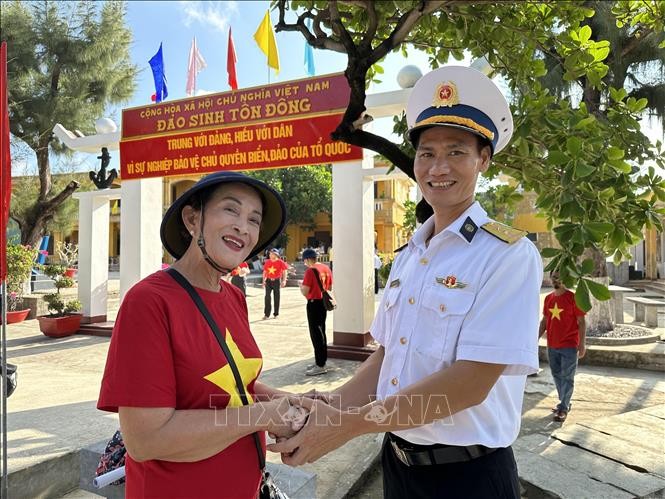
436, 275, 467, 289
389, 279, 401, 288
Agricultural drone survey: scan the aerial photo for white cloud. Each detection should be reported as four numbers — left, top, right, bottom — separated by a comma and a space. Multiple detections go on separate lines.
179, 1, 237, 33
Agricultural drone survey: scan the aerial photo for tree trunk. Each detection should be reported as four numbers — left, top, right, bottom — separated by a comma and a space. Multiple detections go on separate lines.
19, 147, 79, 246
585, 276, 613, 334
586, 247, 608, 277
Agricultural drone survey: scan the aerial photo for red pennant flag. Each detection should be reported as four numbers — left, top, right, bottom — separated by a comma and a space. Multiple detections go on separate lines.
0, 42, 12, 281
227, 27, 238, 90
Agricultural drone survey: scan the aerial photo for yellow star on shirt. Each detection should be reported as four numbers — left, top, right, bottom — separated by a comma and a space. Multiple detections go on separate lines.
267, 266, 277, 276
203, 328, 262, 407
549, 303, 564, 320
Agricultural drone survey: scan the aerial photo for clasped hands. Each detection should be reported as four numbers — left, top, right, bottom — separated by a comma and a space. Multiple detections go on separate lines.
264, 390, 352, 466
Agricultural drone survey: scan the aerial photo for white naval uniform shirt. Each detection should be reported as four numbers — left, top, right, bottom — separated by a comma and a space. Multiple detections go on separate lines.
370, 201, 542, 448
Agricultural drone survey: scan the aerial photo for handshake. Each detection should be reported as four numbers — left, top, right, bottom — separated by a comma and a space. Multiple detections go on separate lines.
262, 390, 346, 466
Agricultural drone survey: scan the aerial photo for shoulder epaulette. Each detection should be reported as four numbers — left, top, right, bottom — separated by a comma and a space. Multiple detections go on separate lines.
481, 221, 527, 244
394, 243, 408, 253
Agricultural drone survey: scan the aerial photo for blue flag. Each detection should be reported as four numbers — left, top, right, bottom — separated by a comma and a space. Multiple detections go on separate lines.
304, 19, 315, 76
149, 43, 168, 103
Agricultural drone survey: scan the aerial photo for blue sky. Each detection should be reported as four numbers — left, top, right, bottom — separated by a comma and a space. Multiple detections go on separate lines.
36, 0, 431, 175
114, 1, 429, 127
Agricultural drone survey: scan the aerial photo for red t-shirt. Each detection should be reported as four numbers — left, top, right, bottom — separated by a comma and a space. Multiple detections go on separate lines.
98, 271, 264, 498
263, 258, 288, 279
302, 263, 333, 300
230, 261, 249, 276
543, 290, 585, 348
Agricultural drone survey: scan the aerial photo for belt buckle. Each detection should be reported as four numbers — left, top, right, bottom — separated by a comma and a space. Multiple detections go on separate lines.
390, 439, 411, 466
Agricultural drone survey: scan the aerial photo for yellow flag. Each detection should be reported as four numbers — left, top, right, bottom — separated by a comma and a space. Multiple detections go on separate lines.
253, 10, 280, 72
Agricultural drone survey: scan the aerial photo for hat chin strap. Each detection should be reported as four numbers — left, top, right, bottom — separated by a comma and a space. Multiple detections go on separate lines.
196, 210, 233, 275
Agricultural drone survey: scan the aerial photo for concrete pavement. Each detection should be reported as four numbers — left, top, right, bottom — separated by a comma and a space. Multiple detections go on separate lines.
2, 280, 664, 498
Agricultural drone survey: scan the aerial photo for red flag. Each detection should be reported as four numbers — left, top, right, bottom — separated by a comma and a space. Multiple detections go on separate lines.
227, 27, 238, 90
0, 42, 11, 281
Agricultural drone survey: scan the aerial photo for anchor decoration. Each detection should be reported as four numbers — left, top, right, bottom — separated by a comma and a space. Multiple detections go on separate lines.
89, 147, 118, 189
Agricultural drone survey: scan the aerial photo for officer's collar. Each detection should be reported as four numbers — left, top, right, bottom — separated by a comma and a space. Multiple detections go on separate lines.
410, 201, 489, 249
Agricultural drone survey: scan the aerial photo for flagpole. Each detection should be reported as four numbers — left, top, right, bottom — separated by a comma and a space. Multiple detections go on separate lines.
1, 280, 7, 499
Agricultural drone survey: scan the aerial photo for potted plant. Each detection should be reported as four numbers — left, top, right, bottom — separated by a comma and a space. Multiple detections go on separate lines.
3, 244, 37, 324
37, 264, 82, 337
57, 242, 78, 278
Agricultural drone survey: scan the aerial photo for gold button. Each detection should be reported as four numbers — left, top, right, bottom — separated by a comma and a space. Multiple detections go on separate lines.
400, 337, 407, 345
420, 258, 428, 265
391, 377, 398, 386
440, 304, 446, 312
408, 297, 415, 304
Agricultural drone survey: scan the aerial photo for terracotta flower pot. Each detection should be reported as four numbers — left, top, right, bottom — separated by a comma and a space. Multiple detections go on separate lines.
37, 314, 82, 338
64, 268, 77, 278
3, 309, 30, 324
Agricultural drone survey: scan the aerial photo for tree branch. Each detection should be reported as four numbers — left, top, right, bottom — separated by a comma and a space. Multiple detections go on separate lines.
41, 180, 80, 213
275, 0, 347, 53
369, 1, 448, 66
358, 1, 378, 53
329, 1, 358, 58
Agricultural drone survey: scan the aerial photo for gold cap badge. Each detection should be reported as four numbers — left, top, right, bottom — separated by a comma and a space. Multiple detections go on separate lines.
433, 81, 459, 108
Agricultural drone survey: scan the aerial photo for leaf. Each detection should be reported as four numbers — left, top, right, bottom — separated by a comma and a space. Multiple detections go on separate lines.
566, 136, 582, 155
578, 25, 592, 43
541, 247, 559, 258
575, 115, 596, 128
584, 278, 611, 301
585, 222, 614, 237
607, 146, 625, 160
574, 280, 592, 312
547, 150, 569, 165
581, 258, 595, 275
575, 163, 595, 178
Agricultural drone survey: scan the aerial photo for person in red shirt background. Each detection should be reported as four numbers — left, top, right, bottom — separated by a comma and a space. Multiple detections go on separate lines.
229, 261, 250, 296
262, 248, 289, 319
539, 270, 586, 422
299, 248, 333, 376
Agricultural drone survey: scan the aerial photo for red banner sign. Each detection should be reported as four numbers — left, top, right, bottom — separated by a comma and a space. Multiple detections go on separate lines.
121, 73, 351, 139
120, 114, 362, 180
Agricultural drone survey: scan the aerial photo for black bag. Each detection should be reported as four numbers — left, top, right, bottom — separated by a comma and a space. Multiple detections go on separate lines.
95, 429, 126, 485
167, 268, 289, 499
1, 358, 17, 398
312, 268, 336, 311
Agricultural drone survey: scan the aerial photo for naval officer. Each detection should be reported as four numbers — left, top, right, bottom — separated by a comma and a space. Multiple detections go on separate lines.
270, 65, 542, 499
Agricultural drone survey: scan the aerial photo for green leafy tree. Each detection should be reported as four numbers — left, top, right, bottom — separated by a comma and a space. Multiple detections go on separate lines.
243, 165, 333, 225
1, 0, 138, 246
402, 199, 417, 236
476, 185, 522, 224
275, 0, 665, 312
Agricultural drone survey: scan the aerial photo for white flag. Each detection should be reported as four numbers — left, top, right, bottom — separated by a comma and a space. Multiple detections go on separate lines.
186, 37, 207, 97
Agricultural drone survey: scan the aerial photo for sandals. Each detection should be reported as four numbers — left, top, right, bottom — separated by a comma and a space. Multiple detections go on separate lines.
553, 410, 568, 422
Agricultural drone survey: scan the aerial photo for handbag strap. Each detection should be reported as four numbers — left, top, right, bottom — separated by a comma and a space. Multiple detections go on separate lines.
165, 268, 266, 471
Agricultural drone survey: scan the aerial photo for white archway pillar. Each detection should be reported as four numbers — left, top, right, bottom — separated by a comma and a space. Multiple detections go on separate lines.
119, 178, 163, 299
73, 189, 120, 323
329, 154, 377, 358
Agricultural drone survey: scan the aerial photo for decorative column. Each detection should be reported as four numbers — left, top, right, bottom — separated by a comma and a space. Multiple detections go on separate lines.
328, 153, 377, 360
119, 178, 163, 299
73, 189, 121, 323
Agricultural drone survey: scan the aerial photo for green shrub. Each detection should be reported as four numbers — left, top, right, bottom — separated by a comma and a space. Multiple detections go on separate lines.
42, 265, 81, 317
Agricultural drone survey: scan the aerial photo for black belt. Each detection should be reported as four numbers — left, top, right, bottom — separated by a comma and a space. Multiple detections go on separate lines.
387, 433, 499, 467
